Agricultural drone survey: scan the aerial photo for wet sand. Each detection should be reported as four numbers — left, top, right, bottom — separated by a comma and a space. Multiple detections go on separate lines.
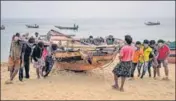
1, 60, 175, 100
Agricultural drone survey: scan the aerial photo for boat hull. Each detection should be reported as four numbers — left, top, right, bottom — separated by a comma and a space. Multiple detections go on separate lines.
26, 25, 39, 28
168, 49, 176, 64
55, 26, 78, 30
54, 51, 115, 71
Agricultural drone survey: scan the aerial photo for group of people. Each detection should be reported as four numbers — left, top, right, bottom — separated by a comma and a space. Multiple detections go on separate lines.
5, 32, 57, 84
5, 32, 171, 93
80, 35, 115, 45
112, 35, 170, 92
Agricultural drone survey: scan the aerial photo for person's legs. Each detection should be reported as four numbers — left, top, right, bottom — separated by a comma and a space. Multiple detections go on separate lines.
137, 62, 142, 77
19, 67, 23, 81
36, 68, 40, 79
141, 62, 149, 78
148, 60, 152, 77
112, 73, 119, 89
10, 68, 19, 81
24, 59, 30, 78
157, 60, 161, 77
163, 60, 169, 80
120, 77, 126, 92
153, 66, 158, 79
130, 63, 137, 78
8, 58, 15, 79
10, 67, 15, 79
39, 66, 44, 77
44, 57, 54, 77
9, 59, 20, 81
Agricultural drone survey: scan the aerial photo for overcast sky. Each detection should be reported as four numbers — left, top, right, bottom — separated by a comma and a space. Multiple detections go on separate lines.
1, 1, 175, 19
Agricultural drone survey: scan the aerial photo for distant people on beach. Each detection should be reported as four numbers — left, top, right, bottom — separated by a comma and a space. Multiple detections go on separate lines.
112, 35, 135, 92
35, 32, 40, 42
80, 35, 115, 45
106, 35, 115, 45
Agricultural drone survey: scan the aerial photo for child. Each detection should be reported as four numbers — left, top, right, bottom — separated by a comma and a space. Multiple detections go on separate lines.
137, 44, 144, 77
130, 41, 143, 79
32, 41, 45, 79
140, 40, 154, 79
112, 35, 135, 92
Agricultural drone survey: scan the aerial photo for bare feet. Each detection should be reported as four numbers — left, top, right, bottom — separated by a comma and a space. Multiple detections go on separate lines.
5, 80, 13, 84
37, 76, 40, 79
112, 85, 119, 90
119, 88, 124, 92
162, 77, 169, 81
129, 77, 134, 80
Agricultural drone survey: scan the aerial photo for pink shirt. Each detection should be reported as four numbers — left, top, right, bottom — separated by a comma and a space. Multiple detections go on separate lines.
120, 45, 135, 62
42, 48, 48, 60
157, 44, 170, 60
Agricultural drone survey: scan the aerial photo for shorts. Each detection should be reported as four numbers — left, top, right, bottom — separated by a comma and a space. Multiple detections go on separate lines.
8, 57, 21, 70
157, 59, 168, 68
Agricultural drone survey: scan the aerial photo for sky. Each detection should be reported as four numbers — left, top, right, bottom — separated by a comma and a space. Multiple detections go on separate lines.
1, 1, 175, 19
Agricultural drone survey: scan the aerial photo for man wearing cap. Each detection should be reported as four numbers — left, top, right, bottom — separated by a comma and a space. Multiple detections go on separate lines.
157, 39, 170, 80
140, 39, 153, 78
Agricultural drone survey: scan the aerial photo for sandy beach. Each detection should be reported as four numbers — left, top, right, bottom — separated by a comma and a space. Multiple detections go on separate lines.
1, 56, 175, 100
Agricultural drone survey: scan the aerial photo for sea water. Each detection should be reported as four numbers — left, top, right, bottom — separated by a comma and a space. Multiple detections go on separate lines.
1, 17, 175, 62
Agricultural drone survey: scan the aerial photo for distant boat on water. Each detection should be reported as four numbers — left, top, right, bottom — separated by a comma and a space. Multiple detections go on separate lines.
26, 24, 39, 28
1, 25, 5, 30
55, 24, 79, 30
145, 21, 160, 26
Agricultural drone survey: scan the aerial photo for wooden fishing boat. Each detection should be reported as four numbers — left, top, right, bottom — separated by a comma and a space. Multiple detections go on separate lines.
168, 49, 175, 64
145, 21, 160, 26
55, 25, 79, 30
26, 24, 39, 28
45, 29, 119, 71
1, 25, 5, 30
54, 47, 117, 71
168, 42, 176, 64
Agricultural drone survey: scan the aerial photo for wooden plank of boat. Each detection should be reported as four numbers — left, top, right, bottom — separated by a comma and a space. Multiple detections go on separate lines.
61, 44, 118, 49
55, 53, 115, 71
54, 47, 118, 71
168, 49, 176, 64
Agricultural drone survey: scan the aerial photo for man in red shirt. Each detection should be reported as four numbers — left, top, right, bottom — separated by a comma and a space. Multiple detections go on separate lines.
157, 39, 170, 80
